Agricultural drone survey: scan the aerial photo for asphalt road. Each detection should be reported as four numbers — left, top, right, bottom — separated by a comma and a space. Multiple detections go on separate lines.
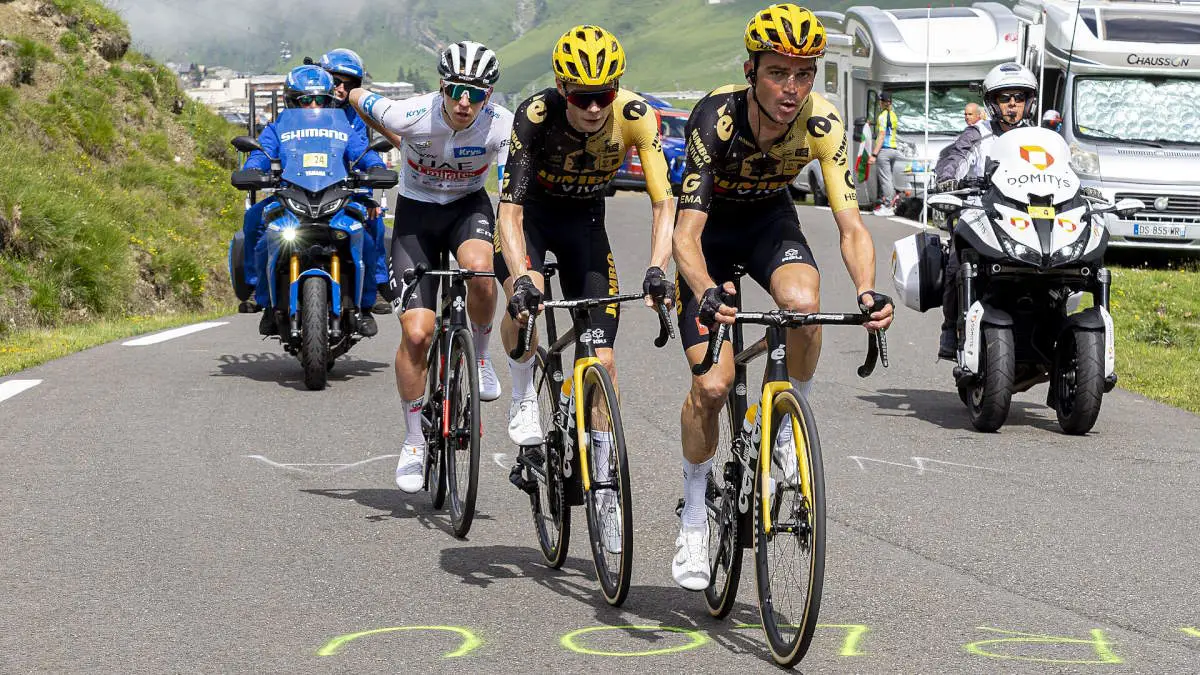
2, 194, 1198, 672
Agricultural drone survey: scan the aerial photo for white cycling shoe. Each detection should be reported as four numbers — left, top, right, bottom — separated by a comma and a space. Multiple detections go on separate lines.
672, 522, 710, 591
478, 356, 501, 402
507, 396, 543, 446
394, 443, 426, 494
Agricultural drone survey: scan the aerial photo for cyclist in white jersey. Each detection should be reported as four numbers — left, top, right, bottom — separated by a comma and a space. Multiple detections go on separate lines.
349, 41, 514, 493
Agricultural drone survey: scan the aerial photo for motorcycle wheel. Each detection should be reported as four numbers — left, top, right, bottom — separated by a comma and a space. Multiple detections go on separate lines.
1054, 329, 1104, 435
967, 325, 1013, 432
300, 277, 329, 391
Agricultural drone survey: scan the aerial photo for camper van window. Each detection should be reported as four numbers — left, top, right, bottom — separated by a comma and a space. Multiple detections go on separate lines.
888, 86, 982, 135
853, 29, 871, 58
1074, 77, 1200, 144
825, 63, 839, 94
1101, 14, 1200, 45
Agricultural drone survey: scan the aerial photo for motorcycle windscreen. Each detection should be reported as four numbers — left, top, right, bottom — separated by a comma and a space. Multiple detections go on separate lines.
989, 127, 1076, 207
273, 108, 352, 193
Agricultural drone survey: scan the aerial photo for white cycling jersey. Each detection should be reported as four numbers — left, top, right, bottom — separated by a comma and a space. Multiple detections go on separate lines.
357, 90, 512, 205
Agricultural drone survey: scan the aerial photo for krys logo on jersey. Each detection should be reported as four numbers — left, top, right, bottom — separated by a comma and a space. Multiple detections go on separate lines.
454, 146, 487, 159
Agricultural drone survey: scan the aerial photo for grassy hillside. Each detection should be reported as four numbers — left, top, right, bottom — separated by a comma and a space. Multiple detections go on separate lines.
0, 0, 241, 364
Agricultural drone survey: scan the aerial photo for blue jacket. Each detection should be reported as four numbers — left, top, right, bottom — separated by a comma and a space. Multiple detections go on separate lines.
242, 116, 384, 173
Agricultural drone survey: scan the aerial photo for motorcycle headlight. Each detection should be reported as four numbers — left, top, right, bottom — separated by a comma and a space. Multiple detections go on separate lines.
285, 197, 310, 217
1069, 143, 1100, 176
997, 231, 1042, 265
1051, 231, 1090, 266
320, 197, 347, 216
281, 226, 298, 243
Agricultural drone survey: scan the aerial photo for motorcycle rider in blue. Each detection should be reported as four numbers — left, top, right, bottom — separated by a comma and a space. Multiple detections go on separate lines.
319, 48, 392, 316
244, 65, 385, 336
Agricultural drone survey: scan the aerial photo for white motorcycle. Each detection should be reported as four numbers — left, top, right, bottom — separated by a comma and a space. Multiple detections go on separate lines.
892, 127, 1142, 434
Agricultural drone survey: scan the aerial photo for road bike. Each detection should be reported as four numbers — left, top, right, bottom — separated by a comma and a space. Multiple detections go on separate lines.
396, 253, 494, 538
508, 262, 673, 606
692, 269, 889, 666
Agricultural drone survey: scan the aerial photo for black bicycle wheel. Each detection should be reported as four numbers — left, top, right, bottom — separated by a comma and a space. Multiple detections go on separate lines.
527, 347, 570, 567
580, 363, 633, 607
754, 388, 825, 667
425, 335, 448, 510
444, 328, 481, 537
705, 396, 743, 618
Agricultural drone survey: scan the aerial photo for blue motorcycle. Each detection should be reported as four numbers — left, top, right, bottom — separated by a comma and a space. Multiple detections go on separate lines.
228, 108, 397, 390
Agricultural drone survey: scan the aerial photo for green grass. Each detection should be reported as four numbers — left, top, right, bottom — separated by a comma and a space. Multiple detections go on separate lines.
0, 306, 234, 376
0, 2, 243, 365
1108, 264, 1200, 413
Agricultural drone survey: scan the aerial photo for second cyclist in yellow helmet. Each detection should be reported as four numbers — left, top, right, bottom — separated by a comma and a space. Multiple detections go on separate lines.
669, 3, 894, 591
496, 24, 676, 457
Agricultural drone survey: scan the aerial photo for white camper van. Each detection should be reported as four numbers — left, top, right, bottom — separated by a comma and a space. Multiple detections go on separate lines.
799, 3, 1019, 216
1014, 0, 1200, 252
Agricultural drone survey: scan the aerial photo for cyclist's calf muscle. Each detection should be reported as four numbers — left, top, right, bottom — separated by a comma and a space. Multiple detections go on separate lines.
681, 340, 736, 464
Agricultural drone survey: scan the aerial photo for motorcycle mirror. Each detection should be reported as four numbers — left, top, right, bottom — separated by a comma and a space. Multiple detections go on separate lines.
1114, 198, 1144, 219
927, 193, 964, 213
231, 136, 264, 154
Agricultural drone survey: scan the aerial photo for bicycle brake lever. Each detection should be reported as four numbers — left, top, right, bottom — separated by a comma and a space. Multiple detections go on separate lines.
653, 302, 675, 348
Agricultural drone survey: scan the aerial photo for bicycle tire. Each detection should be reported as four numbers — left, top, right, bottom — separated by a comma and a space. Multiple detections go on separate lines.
444, 328, 480, 537
754, 388, 825, 667
705, 397, 743, 618
425, 335, 448, 509
528, 347, 570, 567
580, 363, 633, 607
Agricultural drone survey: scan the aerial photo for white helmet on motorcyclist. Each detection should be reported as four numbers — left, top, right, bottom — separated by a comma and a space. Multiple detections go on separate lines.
982, 62, 1038, 125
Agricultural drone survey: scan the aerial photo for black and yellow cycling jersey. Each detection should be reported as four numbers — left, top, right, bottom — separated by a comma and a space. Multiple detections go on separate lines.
500, 88, 672, 203
678, 84, 858, 213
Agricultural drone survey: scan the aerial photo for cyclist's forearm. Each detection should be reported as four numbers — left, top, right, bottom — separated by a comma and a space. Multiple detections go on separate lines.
497, 202, 529, 278
648, 198, 675, 270
835, 209, 877, 294
672, 209, 715, 297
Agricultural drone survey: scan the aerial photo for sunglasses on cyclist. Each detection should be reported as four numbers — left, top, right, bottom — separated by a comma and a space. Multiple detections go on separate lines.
995, 91, 1028, 104
565, 88, 618, 110
295, 94, 332, 107
443, 83, 491, 104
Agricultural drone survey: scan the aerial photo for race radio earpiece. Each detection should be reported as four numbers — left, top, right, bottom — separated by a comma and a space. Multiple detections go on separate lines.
746, 69, 757, 84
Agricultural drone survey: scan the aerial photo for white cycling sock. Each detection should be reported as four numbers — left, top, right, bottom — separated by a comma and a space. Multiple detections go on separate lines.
790, 376, 813, 400
591, 431, 613, 482
472, 321, 492, 360
508, 355, 536, 401
681, 458, 712, 528
402, 397, 425, 448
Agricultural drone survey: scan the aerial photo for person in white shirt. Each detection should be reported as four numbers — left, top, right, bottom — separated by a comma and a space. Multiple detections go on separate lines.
349, 41, 514, 493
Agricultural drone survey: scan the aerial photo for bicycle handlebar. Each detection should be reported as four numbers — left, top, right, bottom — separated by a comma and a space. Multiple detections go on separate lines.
396, 263, 498, 314
508, 292, 675, 359
690, 309, 889, 378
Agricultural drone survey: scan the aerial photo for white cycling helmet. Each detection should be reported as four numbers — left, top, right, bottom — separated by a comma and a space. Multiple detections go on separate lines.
982, 62, 1038, 123
437, 41, 500, 87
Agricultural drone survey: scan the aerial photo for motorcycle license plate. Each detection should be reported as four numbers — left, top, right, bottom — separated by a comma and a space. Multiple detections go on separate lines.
1133, 223, 1187, 239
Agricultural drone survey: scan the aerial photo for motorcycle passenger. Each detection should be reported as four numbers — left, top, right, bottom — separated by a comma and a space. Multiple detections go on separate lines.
932, 62, 1038, 359
319, 48, 392, 316
242, 64, 386, 336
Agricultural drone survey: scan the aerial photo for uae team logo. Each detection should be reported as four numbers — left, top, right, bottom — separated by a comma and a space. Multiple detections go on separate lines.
1019, 146, 1055, 170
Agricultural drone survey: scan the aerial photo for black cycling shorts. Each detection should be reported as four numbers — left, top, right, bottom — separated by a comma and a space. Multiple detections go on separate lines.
677, 194, 818, 350
389, 189, 495, 311
494, 198, 620, 348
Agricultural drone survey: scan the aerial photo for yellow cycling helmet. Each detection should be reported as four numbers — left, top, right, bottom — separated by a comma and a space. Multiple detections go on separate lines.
552, 25, 626, 86
745, 4, 827, 58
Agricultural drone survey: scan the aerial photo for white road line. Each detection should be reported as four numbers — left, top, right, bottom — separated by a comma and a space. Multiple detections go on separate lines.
493, 453, 508, 470
888, 216, 929, 229
0, 379, 41, 403
123, 321, 228, 346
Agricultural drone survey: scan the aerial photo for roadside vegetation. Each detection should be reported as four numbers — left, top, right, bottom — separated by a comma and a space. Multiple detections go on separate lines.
0, 0, 242, 373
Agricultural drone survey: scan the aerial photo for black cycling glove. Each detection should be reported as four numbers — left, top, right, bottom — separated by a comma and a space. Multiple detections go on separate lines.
507, 275, 543, 319
642, 266, 674, 303
858, 290, 894, 315
698, 286, 731, 328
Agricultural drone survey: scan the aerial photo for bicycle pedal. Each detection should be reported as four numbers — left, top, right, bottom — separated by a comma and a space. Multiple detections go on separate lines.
508, 464, 536, 494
